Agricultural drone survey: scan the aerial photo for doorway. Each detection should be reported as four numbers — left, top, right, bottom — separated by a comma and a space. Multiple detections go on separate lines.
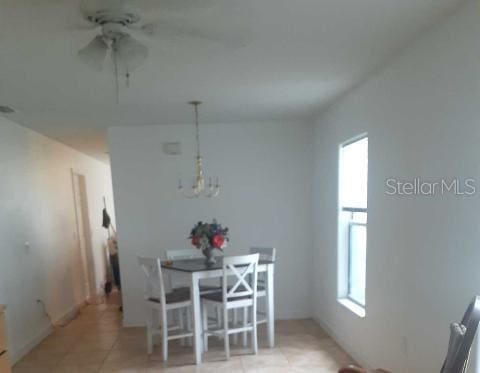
71, 171, 96, 303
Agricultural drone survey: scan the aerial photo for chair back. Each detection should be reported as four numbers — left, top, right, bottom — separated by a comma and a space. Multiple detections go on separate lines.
250, 247, 276, 262
166, 249, 203, 260
137, 257, 166, 307
165, 249, 204, 290
250, 247, 275, 285
222, 254, 259, 303
441, 295, 480, 373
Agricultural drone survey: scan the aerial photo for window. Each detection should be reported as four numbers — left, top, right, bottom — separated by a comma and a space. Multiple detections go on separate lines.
338, 135, 368, 313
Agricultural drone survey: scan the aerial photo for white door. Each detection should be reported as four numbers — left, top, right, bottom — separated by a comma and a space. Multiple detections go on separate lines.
72, 172, 95, 301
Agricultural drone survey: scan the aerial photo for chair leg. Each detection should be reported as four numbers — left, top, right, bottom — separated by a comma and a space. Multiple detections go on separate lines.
146, 305, 153, 355
202, 303, 209, 352
242, 307, 248, 347
179, 308, 186, 347
161, 309, 168, 362
224, 307, 230, 360
251, 303, 258, 354
232, 309, 238, 345
186, 307, 193, 346
216, 307, 222, 329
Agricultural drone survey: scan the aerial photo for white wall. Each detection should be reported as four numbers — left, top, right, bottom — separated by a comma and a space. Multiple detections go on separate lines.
0, 117, 114, 362
312, 1, 480, 372
108, 121, 313, 326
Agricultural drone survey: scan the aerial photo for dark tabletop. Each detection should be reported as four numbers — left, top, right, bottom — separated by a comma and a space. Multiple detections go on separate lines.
161, 257, 274, 273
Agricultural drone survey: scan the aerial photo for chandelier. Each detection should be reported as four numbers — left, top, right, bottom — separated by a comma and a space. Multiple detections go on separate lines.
178, 101, 221, 198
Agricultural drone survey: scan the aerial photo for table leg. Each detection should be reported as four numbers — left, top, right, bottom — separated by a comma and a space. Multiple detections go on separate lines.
266, 264, 275, 348
191, 273, 203, 364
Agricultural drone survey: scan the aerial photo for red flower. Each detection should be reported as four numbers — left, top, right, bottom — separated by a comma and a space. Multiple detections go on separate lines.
191, 236, 200, 247
211, 234, 224, 249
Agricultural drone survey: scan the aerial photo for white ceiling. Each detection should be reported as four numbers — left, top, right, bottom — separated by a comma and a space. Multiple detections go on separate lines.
0, 0, 464, 162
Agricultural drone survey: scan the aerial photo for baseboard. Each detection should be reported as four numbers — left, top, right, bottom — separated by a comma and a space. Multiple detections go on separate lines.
10, 298, 90, 365
313, 314, 374, 370
10, 323, 53, 365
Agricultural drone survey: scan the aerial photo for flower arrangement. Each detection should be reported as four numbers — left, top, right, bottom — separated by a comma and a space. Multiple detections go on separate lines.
189, 220, 229, 263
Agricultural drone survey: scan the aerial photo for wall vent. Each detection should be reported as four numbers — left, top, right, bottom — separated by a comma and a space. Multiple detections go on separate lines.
162, 142, 182, 155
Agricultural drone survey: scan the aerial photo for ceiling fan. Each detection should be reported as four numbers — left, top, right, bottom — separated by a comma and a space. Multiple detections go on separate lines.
76, 0, 252, 97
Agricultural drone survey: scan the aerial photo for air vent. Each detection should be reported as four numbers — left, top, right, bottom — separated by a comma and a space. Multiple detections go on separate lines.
162, 142, 182, 155
0, 106, 15, 114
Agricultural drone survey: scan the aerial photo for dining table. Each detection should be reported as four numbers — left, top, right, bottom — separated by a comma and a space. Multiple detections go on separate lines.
162, 257, 275, 364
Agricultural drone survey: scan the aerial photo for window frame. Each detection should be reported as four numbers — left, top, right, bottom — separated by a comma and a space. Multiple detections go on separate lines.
337, 134, 368, 316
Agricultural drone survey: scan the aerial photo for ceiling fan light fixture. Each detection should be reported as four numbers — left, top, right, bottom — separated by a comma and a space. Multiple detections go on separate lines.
115, 34, 148, 73
78, 35, 108, 70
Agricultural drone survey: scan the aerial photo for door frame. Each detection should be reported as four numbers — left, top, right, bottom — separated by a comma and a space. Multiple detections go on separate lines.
71, 169, 97, 303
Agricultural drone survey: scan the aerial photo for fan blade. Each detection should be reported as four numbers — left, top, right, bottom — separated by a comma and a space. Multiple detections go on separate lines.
80, 0, 132, 17
78, 36, 109, 70
115, 35, 148, 73
139, 1, 254, 49
141, 18, 251, 49
134, 0, 219, 16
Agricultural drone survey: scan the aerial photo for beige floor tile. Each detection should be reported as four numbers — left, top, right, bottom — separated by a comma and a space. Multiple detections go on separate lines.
103, 348, 148, 366
20, 348, 67, 364
34, 335, 78, 354
80, 331, 120, 344
289, 366, 338, 373
61, 349, 110, 365
12, 361, 59, 373
113, 336, 148, 351
241, 348, 289, 370
100, 363, 147, 372
243, 366, 293, 373
283, 348, 340, 368
196, 359, 244, 373
54, 362, 103, 373
14, 291, 357, 373
71, 340, 117, 352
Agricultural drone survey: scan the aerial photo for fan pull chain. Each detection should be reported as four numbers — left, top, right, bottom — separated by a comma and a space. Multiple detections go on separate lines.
113, 47, 120, 104
126, 69, 130, 88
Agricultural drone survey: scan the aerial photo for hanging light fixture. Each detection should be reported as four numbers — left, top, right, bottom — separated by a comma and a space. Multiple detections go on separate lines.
178, 101, 221, 198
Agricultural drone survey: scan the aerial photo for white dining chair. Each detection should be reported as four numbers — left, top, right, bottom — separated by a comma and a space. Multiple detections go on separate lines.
165, 249, 221, 294
137, 256, 194, 361
236, 247, 276, 346
249, 247, 276, 323
201, 253, 260, 359
165, 249, 222, 345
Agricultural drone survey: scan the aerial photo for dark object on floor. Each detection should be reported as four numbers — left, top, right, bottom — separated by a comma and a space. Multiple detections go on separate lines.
441, 295, 480, 373
104, 281, 113, 296
338, 367, 391, 373
110, 253, 121, 290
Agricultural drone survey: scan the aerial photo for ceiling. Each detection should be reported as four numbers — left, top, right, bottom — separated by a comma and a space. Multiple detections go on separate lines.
0, 0, 464, 162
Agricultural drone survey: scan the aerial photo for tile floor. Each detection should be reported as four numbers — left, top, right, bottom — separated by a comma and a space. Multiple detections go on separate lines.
13, 294, 356, 372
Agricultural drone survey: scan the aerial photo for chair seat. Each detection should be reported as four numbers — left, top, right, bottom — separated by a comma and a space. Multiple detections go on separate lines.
201, 291, 253, 302
228, 285, 265, 293
148, 289, 191, 304
173, 285, 221, 294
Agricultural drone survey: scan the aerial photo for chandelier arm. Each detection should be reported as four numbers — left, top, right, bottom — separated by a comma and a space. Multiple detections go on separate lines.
180, 186, 199, 199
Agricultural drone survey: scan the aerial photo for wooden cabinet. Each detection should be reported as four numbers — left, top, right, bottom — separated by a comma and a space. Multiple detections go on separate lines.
0, 306, 11, 373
